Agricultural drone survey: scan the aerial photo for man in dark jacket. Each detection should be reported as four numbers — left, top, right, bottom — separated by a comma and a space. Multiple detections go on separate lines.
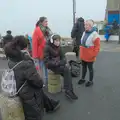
3, 30, 13, 46
44, 34, 78, 100
4, 36, 60, 120
71, 17, 85, 57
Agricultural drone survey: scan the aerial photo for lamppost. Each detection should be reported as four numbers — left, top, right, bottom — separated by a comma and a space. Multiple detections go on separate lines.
72, 0, 76, 25
119, 5, 120, 43
118, 4, 120, 44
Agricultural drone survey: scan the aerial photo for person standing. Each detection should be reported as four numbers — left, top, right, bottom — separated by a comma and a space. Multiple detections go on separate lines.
71, 17, 85, 57
3, 30, 13, 46
78, 20, 100, 87
32, 17, 51, 85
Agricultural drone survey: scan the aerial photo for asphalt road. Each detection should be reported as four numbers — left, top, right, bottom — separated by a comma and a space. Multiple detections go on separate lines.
0, 43, 120, 120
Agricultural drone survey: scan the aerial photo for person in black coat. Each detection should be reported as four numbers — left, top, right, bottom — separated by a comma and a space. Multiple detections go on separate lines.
71, 17, 85, 57
4, 36, 60, 120
44, 34, 78, 100
3, 30, 13, 46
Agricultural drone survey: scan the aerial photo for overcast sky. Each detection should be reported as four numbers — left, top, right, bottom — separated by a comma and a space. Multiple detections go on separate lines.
0, 0, 106, 37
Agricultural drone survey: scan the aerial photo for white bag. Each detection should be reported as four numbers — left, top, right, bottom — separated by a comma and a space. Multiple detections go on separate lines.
1, 61, 26, 97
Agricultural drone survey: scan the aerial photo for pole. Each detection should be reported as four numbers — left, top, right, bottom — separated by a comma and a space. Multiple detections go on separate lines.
118, 4, 120, 44
73, 0, 76, 25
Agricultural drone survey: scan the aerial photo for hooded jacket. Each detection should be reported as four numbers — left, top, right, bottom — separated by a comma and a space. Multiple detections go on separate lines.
44, 42, 66, 70
4, 42, 44, 120
71, 17, 85, 45
80, 29, 100, 62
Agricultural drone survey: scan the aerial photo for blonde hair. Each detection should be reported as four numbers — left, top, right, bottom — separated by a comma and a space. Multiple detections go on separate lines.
86, 19, 94, 27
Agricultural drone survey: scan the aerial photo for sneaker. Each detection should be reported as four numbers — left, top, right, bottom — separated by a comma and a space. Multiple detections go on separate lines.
78, 79, 86, 85
53, 100, 60, 111
85, 81, 93, 87
65, 90, 78, 100
46, 100, 60, 113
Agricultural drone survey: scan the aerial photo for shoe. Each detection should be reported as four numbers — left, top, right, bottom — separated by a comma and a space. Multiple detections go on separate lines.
65, 90, 78, 100
46, 100, 60, 113
78, 79, 86, 85
53, 100, 60, 111
85, 81, 93, 87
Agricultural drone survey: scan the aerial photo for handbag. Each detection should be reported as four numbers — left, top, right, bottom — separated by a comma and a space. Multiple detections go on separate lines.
69, 60, 81, 77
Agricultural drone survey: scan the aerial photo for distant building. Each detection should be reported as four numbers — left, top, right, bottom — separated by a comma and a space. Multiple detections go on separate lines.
106, 0, 120, 24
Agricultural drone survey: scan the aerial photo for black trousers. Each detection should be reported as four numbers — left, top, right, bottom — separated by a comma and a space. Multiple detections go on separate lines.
81, 60, 94, 81
50, 66, 73, 91
73, 45, 79, 57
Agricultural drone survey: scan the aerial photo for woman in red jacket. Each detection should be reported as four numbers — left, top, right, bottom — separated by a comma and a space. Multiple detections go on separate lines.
32, 17, 51, 84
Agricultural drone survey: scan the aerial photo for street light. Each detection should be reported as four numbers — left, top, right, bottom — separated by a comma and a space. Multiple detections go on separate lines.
72, 0, 76, 25
118, 4, 120, 44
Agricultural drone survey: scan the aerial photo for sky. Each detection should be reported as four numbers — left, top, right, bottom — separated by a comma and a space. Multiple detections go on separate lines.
0, 0, 106, 37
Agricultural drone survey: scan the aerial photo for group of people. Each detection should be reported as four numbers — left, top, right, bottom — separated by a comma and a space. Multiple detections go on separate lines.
3, 16, 100, 120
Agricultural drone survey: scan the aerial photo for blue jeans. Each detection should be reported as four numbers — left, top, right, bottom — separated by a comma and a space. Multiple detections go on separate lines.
39, 60, 48, 84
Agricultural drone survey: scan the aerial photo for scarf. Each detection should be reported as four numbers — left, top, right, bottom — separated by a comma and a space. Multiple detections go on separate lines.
39, 24, 52, 39
81, 28, 95, 47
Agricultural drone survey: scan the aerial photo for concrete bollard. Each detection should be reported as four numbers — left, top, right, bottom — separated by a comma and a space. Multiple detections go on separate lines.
0, 94, 25, 120
65, 52, 76, 64
48, 70, 61, 94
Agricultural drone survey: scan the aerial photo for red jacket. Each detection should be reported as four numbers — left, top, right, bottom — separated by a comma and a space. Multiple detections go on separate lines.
32, 27, 46, 59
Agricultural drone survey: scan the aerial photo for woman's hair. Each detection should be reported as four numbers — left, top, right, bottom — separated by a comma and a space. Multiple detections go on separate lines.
52, 34, 61, 41
36, 16, 47, 27
4, 35, 27, 60
13, 35, 27, 50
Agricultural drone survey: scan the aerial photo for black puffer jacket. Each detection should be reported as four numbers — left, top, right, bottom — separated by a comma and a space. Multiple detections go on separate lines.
71, 17, 85, 45
8, 55, 44, 120
44, 43, 66, 70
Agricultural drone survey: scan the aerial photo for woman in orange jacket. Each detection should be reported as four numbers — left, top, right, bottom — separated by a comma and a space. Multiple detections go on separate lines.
32, 17, 51, 84
78, 20, 100, 87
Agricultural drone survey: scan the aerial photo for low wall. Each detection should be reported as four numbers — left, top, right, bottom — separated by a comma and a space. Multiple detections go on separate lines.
100, 35, 119, 41
63, 35, 119, 42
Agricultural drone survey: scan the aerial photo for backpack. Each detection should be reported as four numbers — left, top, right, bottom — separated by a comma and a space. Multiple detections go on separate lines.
1, 61, 26, 97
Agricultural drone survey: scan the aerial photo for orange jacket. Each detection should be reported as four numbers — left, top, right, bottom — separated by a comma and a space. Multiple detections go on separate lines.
32, 27, 46, 59
80, 31, 100, 62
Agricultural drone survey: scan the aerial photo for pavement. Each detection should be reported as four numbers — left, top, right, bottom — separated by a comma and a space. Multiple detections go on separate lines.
0, 42, 120, 120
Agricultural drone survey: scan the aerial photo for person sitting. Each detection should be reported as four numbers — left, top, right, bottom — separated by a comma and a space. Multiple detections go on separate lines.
4, 35, 60, 120
44, 34, 78, 100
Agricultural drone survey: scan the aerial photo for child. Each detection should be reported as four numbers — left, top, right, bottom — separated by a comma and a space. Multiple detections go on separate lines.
44, 34, 78, 100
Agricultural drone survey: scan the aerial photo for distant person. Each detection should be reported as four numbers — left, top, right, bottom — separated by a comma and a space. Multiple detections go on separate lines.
104, 25, 112, 42
3, 30, 13, 46
112, 19, 118, 30
4, 36, 60, 120
25, 34, 32, 56
78, 20, 100, 87
44, 34, 78, 100
71, 17, 85, 57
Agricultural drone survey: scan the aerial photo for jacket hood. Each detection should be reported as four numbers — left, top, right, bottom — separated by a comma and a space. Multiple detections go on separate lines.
78, 17, 84, 22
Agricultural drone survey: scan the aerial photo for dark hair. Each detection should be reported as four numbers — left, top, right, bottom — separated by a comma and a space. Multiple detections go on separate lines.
6, 30, 12, 34
52, 34, 61, 41
13, 35, 27, 50
36, 16, 47, 27
4, 35, 27, 60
